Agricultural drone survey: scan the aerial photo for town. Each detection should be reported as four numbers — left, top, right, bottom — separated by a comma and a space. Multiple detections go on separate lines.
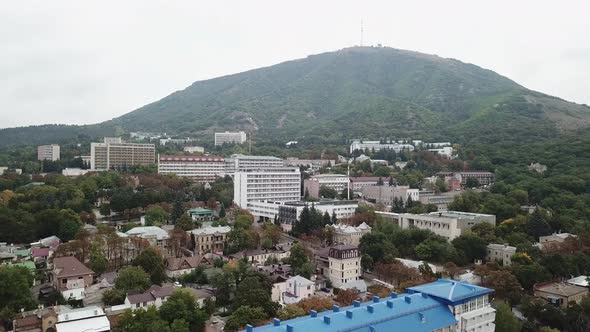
0, 130, 587, 332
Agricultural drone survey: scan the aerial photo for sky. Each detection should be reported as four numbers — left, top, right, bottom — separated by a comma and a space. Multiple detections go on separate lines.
1, 1, 589, 128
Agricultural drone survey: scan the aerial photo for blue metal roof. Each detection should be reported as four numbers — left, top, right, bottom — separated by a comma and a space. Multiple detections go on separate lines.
406, 279, 493, 305
247, 293, 456, 332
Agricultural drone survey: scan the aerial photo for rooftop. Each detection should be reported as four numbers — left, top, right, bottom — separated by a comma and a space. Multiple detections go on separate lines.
331, 222, 371, 234
126, 226, 169, 240
535, 282, 588, 297
247, 291, 458, 332
567, 276, 589, 287
487, 243, 517, 252
407, 279, 493, 305
188, 225, 231, 236
53, 256, 94, 278
159, 155, 224, 162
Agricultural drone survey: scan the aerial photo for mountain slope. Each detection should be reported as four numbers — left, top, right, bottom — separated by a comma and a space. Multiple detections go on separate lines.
1, 46, 589, 148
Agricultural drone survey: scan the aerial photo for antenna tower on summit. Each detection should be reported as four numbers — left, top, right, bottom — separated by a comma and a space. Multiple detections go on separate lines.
360, 19, 364, 46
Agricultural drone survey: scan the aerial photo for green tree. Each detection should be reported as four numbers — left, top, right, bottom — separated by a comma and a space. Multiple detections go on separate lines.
133, 247, 167, 285
102, 288, 126, 306
526, 209, 552, 240
0, 266, 37, 321
224, 306, 267, 332
115, 266, 151, 293
171, 198, 184, 223
451, 233, 487, 265
319, 185, 338, 199
145, 206, 168, 226
89, 243, 108, 274
159, 290, 208, 331
175, 214, 194, 231
169, 319, 190, 332
495, 303, 522, 332
465, 177, 480, 188
234, 274, 275, 315
117, 306, 171, 332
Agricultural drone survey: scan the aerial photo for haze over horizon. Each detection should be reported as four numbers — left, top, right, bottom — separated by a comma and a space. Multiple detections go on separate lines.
2, 0, 589, 128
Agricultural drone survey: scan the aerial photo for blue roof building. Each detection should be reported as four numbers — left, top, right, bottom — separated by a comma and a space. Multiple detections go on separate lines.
243, 279, 496, 332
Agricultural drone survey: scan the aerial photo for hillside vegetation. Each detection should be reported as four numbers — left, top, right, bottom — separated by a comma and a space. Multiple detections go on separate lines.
0, 46, 589, 149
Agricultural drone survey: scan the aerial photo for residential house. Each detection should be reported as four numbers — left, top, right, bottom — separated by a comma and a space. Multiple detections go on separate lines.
187, 207, 215, 221
56, 306, 110, 332
125, 226, 170, 248
52, 256, 94, 300
188, 226, 231, 255
124, 285, 175, 310
315, 245, 366, 292
12, 307, 57, 332
486, 244, 516, 266
330, 222, 371, 246
272, 275, 315, 304
534, 282, 588, 308
165, 256, 206, 278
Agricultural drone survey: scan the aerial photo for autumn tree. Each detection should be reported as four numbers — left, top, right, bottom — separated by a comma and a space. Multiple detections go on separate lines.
335, 288, 360, 306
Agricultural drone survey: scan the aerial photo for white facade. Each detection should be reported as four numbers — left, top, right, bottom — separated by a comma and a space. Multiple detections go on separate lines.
308, 174, 349, 193
226, 154, 285, 173
246, 200, 358, 225
350, 140, 414, 153
272, 275, 315, 305
376, 211, 496, 241
233, 167, 301, 208
214, 131, 247, 146
183, 146, 205, 153
428, 146, 454, 158
486, 244, 516, 266
158, 154, 226, 183
62, 168, 90, 177
37, 144, 60, 161
454, 295, 496, 332
90, 137, 155, 170
327, 246, 362, 289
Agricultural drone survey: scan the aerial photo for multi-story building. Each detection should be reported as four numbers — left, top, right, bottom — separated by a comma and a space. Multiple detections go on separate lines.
159, 137, 191, 146
361, 185, 419, 205
316, 244, 365, 291
248, 279, 495, 332
534, 282, 588, 308
226, 154, 285, 173
349, 140, 415, 153
349, 177, 384, 195
158, 154, 225, 183
303, 174, 349, 198
436, 171, 496, 187
188, 226, 231, 255
486, 244, 516, 266
51, 256, 94, 300
90, 137, 155, 170
276, 200, 358, 230
539, 233, 578, 251
330, 222, 371, 246
419, 190, 462, 211
125, 226, 170, 248
428, 146, 454, 158
183, 146, 205, 154
376, 211, 496, 241
37, 144, 60, 161
233, 167, 301, 208
214, 131, 247, 146
285, 158, 337, 172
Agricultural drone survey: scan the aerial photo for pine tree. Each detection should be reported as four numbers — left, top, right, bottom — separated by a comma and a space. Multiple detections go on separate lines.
171, 198, 184, 224
322, 211, 331, 226
526, 209, 552, 240
219, 205, 226, 218
331, 212, 338, 224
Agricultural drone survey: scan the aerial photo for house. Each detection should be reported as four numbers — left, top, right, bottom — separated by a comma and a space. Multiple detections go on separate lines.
257, 264, 293, 283
395, 258, 442, 274
538, 233, 578, 251
534, 282, 588, 308
188, 226, 231, 255
32, 247, 51, 262
187, 207, 215, 221
56, 306, 110, 332
186, 287, 216, 307
125, 285, 175, 310
486, 244, 516, 266
31, 236, 61, 250
567, 275, 589, 288
165, 256, 205, 278
272, 275, 315, 304
51, 256, 94, 300
330, 222, 371, 246
241, 246, 291, 265
12, 307, 57, 332
248, 279, 495, 332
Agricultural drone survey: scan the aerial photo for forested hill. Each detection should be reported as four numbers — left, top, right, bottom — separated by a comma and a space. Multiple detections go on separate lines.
1, 46, 590, 148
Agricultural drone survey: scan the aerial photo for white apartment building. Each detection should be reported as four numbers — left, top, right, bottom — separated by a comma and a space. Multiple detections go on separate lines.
214, 131, 247, 146
303, 174, 349, 198
428, 146, 454, 158
37, 144, 60, 161
158, 154, 225, 183
376, 211, 496, 241
225, 154, 285, 173
361, 185, 419, 205
486, 244, 516, 266
90, 137, 155, 170
233, 167, 301, 208
349, 140, 414, 153
183, 146, 205, 153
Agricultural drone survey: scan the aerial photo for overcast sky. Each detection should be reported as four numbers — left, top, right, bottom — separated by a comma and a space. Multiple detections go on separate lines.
1, 1, 589, 128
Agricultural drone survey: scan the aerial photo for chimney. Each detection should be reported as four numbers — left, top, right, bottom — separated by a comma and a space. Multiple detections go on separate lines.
273, 318, 281, 326
323, 316, 331, 325
353, 300, 361, 307
387, 300, 394, 308
333, 305, 340, 312
346, 310, 353, 319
